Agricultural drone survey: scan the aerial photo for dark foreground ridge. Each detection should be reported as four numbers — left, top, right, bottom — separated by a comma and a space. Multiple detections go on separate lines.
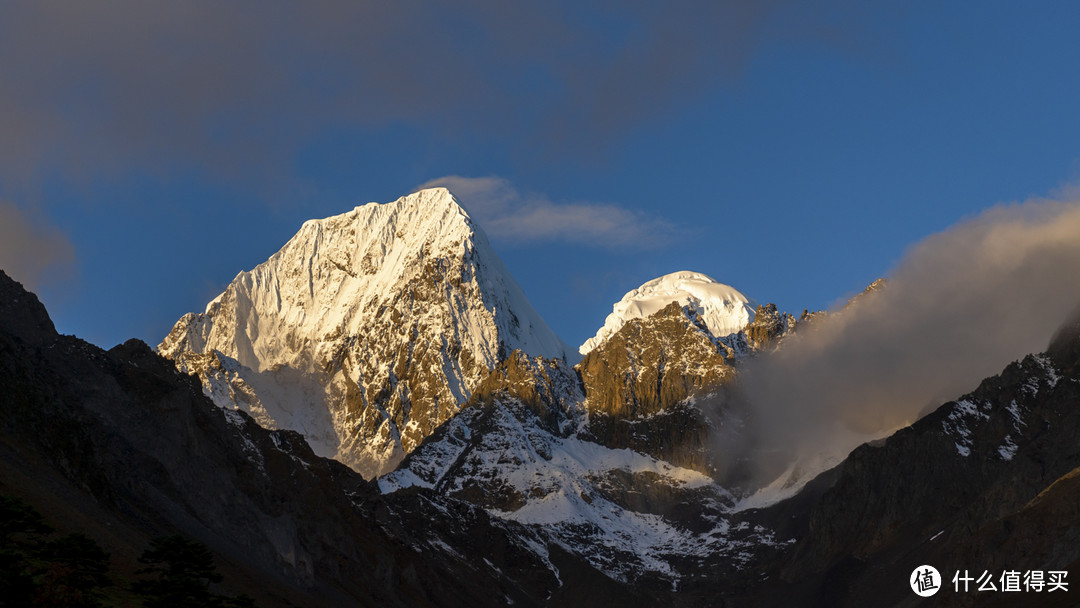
2, 267, 1080, 606
0, 270, 618, 607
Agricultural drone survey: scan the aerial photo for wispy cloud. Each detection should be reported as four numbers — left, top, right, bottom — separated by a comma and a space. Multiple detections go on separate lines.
417, 175, 677, 248
0, 201, 75, 290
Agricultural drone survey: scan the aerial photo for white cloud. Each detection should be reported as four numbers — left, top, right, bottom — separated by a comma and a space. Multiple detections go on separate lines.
417, 175, 677, 249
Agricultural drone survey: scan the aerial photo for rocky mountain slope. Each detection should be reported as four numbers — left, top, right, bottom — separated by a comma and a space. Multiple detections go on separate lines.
377, 264, 1080, 606
578, 301, 740, 420
4, 253, 1080, 606
577, 301, 741, 477
577, 286, 802, 478
159, 188, 574, 478
378, 278, 810, 589
0, 269, 620, 607
379, 351, 791, 592
7, 187, 1079, 606
152, 193, 810, 596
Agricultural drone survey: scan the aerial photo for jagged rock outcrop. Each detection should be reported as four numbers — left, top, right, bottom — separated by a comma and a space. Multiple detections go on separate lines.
469, 350, 585, 436
744, 303, 797, 350
574, 296, 772, 475
159, 188, 573, 478
578, 301, 737, 420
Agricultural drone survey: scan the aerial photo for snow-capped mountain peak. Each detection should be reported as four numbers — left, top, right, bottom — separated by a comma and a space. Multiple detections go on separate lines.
580, 271, 757, 355
159, 187, 573, 477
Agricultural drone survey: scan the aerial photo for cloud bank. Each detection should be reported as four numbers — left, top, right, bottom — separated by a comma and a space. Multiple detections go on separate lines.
0, 1, 877, 184
418, 176, 677, 248
725, 196, 1080, 488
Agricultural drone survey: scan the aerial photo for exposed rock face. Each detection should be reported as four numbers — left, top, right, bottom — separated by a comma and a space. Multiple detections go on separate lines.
575, 300, 759, 475
469, 350, 586, 437
744, 303, 796, 350
159, 188, 573, 478
583, 403, 718, 477
577, 301, 737, 420
575, 295, 807, 476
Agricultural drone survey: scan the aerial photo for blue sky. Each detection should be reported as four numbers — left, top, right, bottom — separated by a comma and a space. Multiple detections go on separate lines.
2, 1, 1079, 350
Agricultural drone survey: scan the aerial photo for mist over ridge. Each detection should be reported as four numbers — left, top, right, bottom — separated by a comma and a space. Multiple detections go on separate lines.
718, 195, 1080, 489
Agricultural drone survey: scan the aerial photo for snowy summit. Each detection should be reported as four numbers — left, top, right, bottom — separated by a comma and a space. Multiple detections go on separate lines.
580, 271, 757, 355
159, 187, 574, 477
